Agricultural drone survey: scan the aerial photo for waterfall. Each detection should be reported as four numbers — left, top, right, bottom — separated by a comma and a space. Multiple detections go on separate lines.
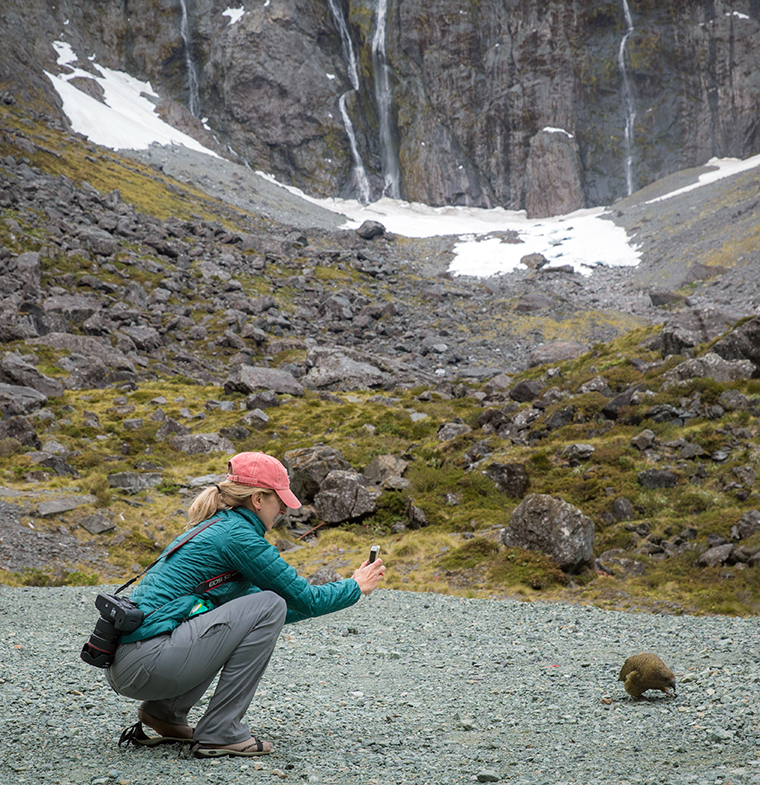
339, 94, 371, 202
618, 0, 636, 196
372, 0, 401, 199
179, 0, 200, 116
327, 0, 370, 202
327, 0, 359, 91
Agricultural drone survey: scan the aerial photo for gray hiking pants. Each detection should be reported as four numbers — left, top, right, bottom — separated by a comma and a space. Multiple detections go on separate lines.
106, 591, 287, 745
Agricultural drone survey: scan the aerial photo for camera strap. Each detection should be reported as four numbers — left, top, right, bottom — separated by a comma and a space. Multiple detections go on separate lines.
192, 569, 240, 594
112, 517, 224, 596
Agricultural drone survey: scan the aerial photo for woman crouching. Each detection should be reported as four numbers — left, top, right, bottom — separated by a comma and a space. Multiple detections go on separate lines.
106, 451, 385, 758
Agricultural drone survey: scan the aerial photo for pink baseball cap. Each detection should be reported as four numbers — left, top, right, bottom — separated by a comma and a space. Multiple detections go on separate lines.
227, 452, 301, 509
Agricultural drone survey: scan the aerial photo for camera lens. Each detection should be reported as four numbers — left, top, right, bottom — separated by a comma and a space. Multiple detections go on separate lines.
80, 617, 119, 668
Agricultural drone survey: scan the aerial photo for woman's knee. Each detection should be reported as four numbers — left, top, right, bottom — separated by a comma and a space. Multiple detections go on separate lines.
260, 590, 287, 622
237, 590, 287, 624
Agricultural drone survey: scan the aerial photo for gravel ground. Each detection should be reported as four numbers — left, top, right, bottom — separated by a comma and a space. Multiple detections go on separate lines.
1, 586, 759, 785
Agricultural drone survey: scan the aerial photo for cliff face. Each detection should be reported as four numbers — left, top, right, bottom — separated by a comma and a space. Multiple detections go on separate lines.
2, 0, 760, 214
388, 0, 760, 209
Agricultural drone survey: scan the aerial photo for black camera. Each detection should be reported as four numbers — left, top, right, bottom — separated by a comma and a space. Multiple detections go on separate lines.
80, 593, 144, 668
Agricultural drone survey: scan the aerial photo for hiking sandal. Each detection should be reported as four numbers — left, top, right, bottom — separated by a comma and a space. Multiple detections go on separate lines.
118, 721, 192, 748
192, 737, 273, 758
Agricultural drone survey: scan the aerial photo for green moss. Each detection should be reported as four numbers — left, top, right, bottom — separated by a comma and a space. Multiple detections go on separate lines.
567, 392, 607, 418
439, 537, 499, 570
527, 451, 553, 473
357, 491, 409, 535
590, 439, 627, 465
678, 491, 712, 515
0, 438, 22, 457
488, 548, 568, 591
312, 265, 357, 284
87, 475, 113, 507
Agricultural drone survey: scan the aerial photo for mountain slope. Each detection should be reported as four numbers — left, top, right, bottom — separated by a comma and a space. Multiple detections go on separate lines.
1, 100, 759, 615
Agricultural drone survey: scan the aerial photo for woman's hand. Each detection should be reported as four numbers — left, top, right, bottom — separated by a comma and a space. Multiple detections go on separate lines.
352, 557, 386, 595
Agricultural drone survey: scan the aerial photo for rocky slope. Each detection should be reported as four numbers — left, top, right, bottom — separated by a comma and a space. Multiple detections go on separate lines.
2, 0, 760, 211
1, 98, 759, 614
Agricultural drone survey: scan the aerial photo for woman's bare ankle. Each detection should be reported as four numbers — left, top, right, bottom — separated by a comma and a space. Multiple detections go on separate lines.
137, 709, 193, 739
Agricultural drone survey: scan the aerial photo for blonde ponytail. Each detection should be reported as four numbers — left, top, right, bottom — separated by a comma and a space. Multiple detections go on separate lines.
185, 481, 275, 528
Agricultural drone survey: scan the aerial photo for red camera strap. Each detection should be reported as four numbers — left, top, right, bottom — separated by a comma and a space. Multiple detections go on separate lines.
113, 517, 222, 595
192, 570, 240, 594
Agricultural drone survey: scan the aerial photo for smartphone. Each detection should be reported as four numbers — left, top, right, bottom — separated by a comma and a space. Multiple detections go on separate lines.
369, 545, 380, 563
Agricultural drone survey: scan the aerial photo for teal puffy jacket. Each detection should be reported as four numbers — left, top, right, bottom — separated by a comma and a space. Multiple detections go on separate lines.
119, 506, 361, 643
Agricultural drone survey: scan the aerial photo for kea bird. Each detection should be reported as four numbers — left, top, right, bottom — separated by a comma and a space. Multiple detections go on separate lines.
618, 653, 676, 698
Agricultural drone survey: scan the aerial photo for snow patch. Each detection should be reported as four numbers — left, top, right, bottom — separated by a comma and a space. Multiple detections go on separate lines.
542, 127, 574, 139
253, 177, 641, 277
222, 7, 246, 25
646, 154, 760, 204
46, 42, 217, 156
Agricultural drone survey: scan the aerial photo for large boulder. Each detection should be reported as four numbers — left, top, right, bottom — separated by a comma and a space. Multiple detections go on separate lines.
436, 420, 473, 441
118, 325, 163, 351
356, 220, 386, 240
484, 462, 530, 499
502, 493, 595, 573
313, 469, 379, 523
0, 383, 47, 416
301, 347, 385, 391
107, 471, 164, 493
79, 512, 116, 535
37, 494, 97, 517
363, 454, 409, 487
527, 341, 588, 368
524, 128, 585, 219
224, 366, 304, 397
42, 294, 103, 325
661, 352, 755, 387
27, 451, 79, 477
78, 225, 118, 256
732, 510, 760, 541
578, 376, 613, 397
638, 469, 681, 489
0, 353, 64, 398
509, 379, 545, 403
0, 251, 41, 299
659, 308, 736, 357
57, 354, 116, 390
29, 333, 136, 373
283, 446, 351, 504
155, 418, 190, 440
169, 433, 235, 455
562, 443, 595, 465
0, 309, 42, 342
0, 415, 42, 449
478, 408, 512, 435
696, 543, 734, 568
711, 317, 760, 376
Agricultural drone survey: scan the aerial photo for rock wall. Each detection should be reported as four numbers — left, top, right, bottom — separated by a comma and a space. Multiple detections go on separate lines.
2, 0, 759, 214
